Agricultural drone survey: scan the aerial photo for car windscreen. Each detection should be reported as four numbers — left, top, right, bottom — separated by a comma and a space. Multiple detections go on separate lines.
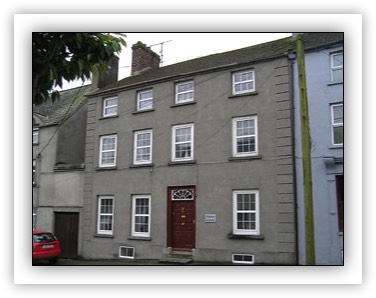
33, 233, 56, 243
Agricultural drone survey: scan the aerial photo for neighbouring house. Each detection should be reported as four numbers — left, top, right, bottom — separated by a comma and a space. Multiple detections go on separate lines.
292, 33, 344, 265
33, 85, 91, 259
32, 57, 119, 259
81, 39, 298, 264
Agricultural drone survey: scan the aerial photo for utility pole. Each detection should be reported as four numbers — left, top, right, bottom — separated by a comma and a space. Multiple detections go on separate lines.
295, 33, 316, 265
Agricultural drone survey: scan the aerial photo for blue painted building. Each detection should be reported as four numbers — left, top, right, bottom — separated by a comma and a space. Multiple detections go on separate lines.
293, 33, 344, 265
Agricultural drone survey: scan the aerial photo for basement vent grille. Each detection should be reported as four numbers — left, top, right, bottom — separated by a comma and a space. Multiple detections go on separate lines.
119, 246, 135, 259
232, 254, 254, 264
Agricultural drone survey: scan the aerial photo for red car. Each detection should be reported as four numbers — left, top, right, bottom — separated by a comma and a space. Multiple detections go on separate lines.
32, 230, 61, 265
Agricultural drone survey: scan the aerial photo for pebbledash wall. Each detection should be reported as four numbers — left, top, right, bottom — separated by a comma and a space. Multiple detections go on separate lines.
81, 40, 297, 264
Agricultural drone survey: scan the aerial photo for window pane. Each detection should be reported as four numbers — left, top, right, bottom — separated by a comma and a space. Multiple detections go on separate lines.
177, 82, 193, 93
136, 148, 150, 161
100, 215, 112, 231
237, 194, 255, 210
102, 138, 115, 150
333, 126, 343, 144
101, 151, 115, 164
33, 130, 39, 144
332, 69, 343, 82
237, 119, 254, 136
135, 216, 149, 232
135, 198, 149, 214
137, 133, 151, 147
175, 143, 191, 158
105, 106, 117, 115
139, 99, 153, 110
237, 212, 256, 230
139, 91, 153, 100
105, 98, 117, 107
100, 199, 113, 213
178, 92, 193, 101
333, 106, 343, 124
332, 53, 343, 67
237, 137, 255, 153
175, 127, 191, 142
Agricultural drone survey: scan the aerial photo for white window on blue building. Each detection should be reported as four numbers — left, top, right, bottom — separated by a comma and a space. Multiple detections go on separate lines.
331, 103, 343, 146
330, 52, 343, 82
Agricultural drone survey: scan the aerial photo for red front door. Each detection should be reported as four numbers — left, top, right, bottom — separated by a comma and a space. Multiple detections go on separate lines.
167, 186, 195, 250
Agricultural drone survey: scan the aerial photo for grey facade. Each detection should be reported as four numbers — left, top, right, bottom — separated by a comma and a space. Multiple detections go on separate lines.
82, 40, 297, 264
293, 33, 344, 265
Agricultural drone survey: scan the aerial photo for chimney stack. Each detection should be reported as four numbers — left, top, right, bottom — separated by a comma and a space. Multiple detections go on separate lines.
92, 56, 119, 89
131, 41, 160, 75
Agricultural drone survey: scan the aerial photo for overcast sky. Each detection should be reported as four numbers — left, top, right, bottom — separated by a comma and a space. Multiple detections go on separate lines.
60, 32, 291, 90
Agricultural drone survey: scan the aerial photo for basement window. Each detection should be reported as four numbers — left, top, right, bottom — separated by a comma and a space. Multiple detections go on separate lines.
119, 246, 135, 259
232, 254, 254, 264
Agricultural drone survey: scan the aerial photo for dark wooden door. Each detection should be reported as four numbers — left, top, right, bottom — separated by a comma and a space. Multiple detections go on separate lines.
167, 186, 195, 250
54, 212, 79, 258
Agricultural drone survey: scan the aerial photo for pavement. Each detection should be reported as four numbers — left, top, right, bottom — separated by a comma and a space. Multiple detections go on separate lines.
40, 258, 234, 266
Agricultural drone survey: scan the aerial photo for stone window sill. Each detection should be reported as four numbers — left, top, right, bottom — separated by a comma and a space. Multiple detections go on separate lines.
99, 115, 119, 120
128, 236, 152, 241
168, 160, 197, 166
132, 108, 155, 115
95, 166, 117, 171
327, 81, 343, 86
228, 233, 264, 240
130, 163, 154, 168
228, 91, 258, 99
228, 155, 262, 162
94, 233, 114, 239
170, 101, 197, 108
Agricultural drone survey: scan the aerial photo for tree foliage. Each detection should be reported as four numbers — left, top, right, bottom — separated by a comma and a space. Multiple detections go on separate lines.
32, 33, 126, 105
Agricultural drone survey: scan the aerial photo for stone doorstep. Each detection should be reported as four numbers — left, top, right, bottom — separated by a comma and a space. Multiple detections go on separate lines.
159, 253, 193, 264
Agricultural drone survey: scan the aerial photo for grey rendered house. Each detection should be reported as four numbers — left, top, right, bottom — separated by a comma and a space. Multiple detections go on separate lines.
82, 39, 298, 264
293, 33, 344, 265
33, 86, 92, 258
32, 58, 119, 259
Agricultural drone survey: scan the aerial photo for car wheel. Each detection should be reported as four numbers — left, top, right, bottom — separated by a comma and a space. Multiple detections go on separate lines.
49, 258, 58, 265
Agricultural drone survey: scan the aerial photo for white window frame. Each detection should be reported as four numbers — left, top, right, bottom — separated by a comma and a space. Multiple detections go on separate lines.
232, 69, 255, 95
97, 196, 114, 235
133, 130, 153, 165
175, 81, 194, 104
331, 103, 343, 146
33, 128, 39, 144
99, 134, 117, 167
137, 89, 153, 111
330, 52, 343, 82
232, 116, 258, 157
119, 246, 135, 259
103, 96, 118, 117
131, 195, 151, 238
232, 254, 255, 264
233, 190, 260, 235
172, 123, 194, 162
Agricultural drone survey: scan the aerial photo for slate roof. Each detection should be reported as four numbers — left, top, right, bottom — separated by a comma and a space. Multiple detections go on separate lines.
90, 36, 295, 96
89, 32, 343, 97
33, 84, 95, 126
301, 32, 344, 51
